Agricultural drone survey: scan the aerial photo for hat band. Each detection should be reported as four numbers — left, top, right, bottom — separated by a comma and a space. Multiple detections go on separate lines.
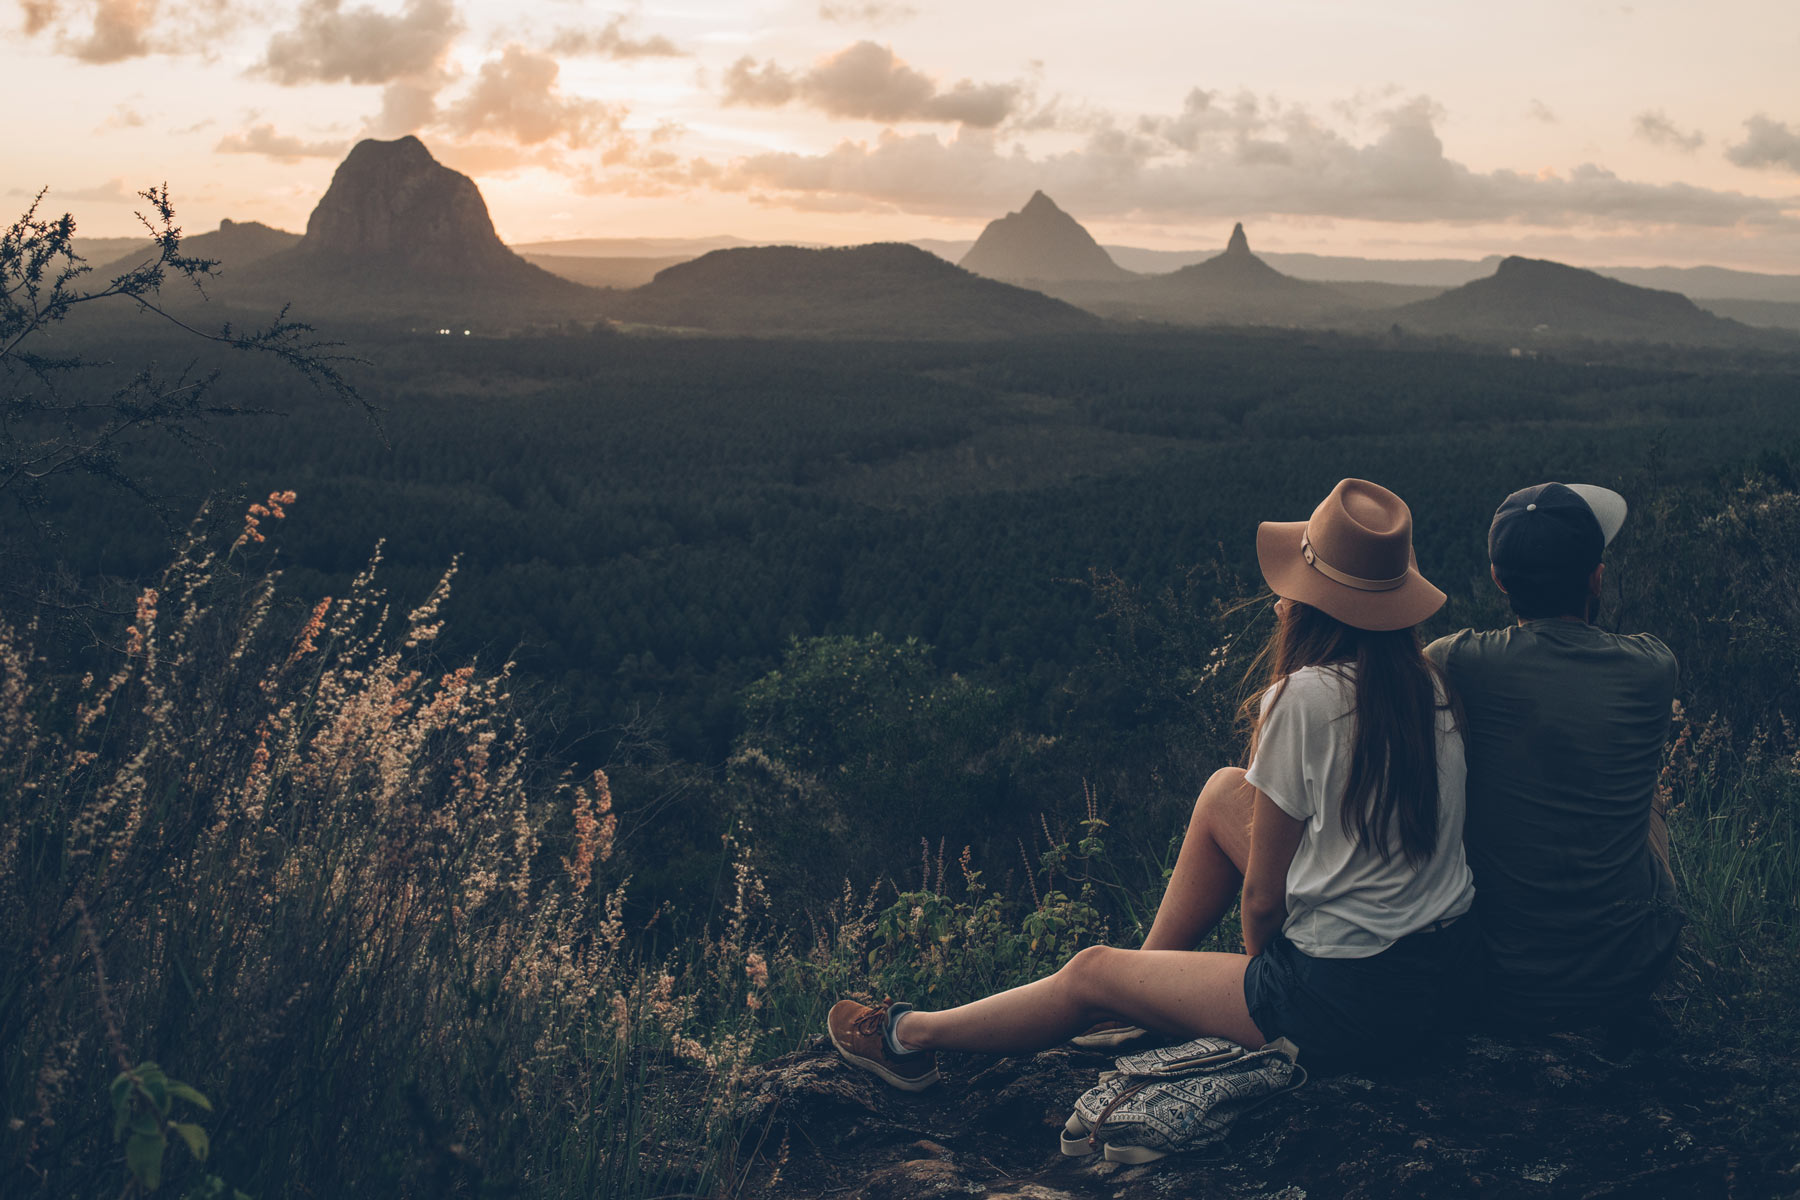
1301, 530, 1410, 593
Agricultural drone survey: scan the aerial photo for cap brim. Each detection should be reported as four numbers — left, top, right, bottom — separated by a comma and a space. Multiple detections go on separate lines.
1565, 484, 1627, 546
1256, 520, 1446, 632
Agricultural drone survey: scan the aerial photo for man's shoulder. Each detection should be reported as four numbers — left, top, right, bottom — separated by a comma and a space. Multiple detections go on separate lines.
1429, 624, 1677, 700
1424, 627, 1501, 669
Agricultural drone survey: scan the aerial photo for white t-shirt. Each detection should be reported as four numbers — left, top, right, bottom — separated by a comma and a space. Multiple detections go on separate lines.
1243, 664, 1474, 959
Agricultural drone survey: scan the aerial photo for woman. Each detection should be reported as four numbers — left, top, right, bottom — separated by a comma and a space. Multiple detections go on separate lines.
828, 479, 1475, 1088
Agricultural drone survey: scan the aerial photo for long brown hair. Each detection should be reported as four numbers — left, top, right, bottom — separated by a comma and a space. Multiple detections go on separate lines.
1239, 599, 1452, 865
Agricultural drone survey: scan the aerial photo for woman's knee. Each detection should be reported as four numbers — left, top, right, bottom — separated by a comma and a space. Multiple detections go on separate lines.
1060, 944, 1128, 1003
1195, 766, 1248, 819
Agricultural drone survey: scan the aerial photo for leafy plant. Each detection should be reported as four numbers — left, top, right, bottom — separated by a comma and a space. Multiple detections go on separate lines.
108, 1061, 232, 1196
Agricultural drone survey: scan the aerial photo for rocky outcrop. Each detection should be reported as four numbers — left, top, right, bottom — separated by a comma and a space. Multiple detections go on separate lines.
300, 136, 517, 276
721, 1030, 1796, 1198
959, 193, 1135, 284
193, 136, 599, 325
1091, 223, 1352, 325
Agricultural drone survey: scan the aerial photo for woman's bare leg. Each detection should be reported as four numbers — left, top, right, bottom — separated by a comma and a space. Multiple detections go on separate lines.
897, 945, 1264, 1054
1140, 767, 1257, 952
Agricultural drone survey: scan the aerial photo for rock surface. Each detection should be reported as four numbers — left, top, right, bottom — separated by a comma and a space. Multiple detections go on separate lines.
727, 1031, 1799, 1199
188, 136, 598, 324
1225, 221, 1253, 257
302, 135, 518, 276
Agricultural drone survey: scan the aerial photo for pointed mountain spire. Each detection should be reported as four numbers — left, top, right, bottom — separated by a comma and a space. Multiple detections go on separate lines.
1225, 222, 1251, 256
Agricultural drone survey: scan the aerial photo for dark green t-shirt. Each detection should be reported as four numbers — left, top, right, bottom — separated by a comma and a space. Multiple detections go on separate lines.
1425, 621, 1684, 1020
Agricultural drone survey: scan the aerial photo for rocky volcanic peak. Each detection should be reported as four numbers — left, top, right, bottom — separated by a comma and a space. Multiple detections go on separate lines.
958, 192, 1133, 283
1163, 222, 1311, 291
302, 136, 514, 274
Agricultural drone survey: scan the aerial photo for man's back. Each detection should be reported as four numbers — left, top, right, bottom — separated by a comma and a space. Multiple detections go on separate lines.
1427, 620, 1683, 1022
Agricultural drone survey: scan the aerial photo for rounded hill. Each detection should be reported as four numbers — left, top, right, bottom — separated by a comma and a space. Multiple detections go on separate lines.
609, 243, 1104, 338
1389, 255, 1778, 346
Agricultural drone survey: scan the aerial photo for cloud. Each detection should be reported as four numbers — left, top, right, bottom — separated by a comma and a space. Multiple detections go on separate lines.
1526, 99, 1558, 124
722, 41, 1022, 128
548, 15, 683, 59
439, 44, 620, 148
721, 56, 797, 106
215, 123, 350, 161
100, 100, 148, 130
1725, 114, 1800, 173
1633, 109, 1704, 152
20, 0, 57, 35
26, 0, 152, 62
20, 0, 241, 62
370, 79, 442, 136
259, 0, 461, 86
818, 1, 916, 25
22, 178, 133, 204
710, 92, 1795, 231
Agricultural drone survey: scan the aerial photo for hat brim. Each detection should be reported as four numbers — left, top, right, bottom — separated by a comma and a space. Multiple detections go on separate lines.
1564, 484, 1627, 547
1256, 520, 1447, 632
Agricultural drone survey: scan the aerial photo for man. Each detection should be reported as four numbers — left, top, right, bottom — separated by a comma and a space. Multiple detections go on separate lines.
1426, 482, 1683, 1031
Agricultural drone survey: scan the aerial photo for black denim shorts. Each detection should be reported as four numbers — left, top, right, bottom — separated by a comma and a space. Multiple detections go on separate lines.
1242, 917, 1479, 1066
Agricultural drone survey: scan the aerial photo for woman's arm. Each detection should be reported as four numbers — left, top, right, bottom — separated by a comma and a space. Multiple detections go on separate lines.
1240, 787, 1304, 957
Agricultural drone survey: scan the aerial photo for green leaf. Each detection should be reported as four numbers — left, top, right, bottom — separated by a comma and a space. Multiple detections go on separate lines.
167, 1082, 213, 1112
126, 1130, 166, 1190
171, 1122, 210, 1162
138, 1069, 170, 1114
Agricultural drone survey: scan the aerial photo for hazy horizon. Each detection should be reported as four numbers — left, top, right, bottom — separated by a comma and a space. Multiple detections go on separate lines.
8, 1, 1800, 271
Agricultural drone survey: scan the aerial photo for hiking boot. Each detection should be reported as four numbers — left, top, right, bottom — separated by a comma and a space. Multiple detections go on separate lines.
1071, 1021, 1150, 1050
827, 999, 940, 1091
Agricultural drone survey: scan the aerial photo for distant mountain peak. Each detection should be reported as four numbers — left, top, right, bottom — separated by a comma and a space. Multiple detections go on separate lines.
301, 136, 515, 275
1225, 222, 1251, 256
958, 192, 1133, 284
339, 133, 435, 172
1389, 253, 1767, 347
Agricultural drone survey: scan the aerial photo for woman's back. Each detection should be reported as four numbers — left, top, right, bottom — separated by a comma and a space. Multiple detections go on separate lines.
1244, 664, 1473, 958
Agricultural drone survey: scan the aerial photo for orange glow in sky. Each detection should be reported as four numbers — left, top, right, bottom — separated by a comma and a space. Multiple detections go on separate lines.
6, 1, 1800, 270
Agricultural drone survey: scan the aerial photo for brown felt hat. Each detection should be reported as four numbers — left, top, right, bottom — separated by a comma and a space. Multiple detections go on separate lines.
1256, 479, 1445, 632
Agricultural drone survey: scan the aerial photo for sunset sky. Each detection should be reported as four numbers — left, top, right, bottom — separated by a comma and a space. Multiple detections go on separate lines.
7, 0, 1800, 269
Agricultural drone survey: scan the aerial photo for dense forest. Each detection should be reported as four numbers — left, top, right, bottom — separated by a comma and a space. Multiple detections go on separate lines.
8, 286, 1800, 1196
12, 319, 1800, 903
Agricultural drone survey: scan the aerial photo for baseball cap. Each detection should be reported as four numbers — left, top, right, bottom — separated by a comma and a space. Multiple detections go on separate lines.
1489, 482, 1628, 577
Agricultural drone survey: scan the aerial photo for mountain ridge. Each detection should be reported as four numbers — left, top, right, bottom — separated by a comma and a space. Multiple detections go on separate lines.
607, 242, 1102, 338
1387, 255, 1781, 346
